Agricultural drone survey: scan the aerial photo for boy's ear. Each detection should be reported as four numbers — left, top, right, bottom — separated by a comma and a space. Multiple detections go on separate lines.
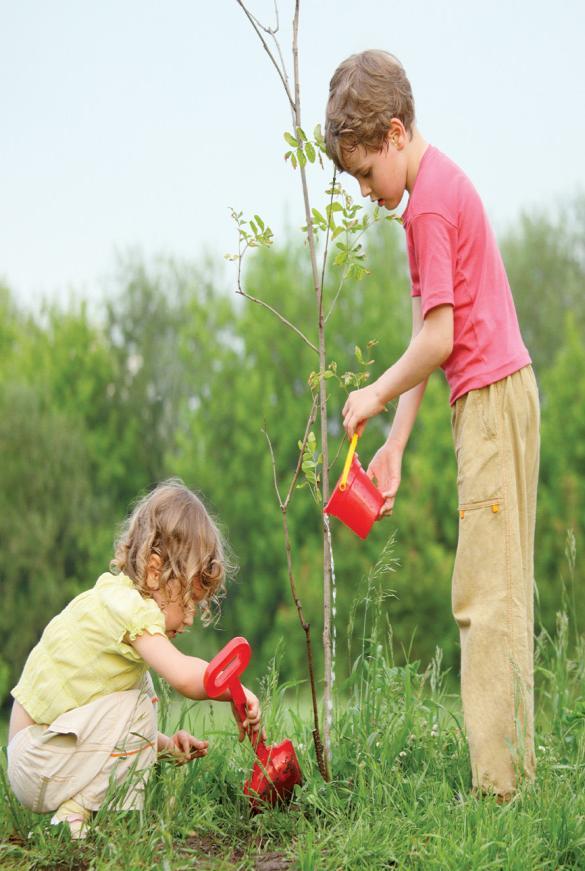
387, 118, 406, 149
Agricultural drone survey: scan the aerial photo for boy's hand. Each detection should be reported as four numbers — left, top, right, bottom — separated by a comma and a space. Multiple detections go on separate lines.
161, 730, 208, 765
232, 689, 266, 743
368, 438, 403, 517
343, 384, 385, 438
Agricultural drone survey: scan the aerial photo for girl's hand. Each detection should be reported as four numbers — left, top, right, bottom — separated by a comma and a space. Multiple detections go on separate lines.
342, 384, 385, 438
367, 438, 404, 517
232, 689, 265, 743
161, 730, 209, 765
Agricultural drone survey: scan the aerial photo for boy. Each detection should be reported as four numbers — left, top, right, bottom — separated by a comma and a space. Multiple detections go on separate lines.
325, 50, 539, 800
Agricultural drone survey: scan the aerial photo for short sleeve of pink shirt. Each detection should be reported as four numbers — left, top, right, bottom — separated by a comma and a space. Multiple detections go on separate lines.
406, 212, 457, 317
402, 146, 530, 404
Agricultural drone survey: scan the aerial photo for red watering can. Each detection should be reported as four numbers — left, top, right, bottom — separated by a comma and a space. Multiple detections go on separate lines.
203, 636, 303, 810
324, 434, 384, 539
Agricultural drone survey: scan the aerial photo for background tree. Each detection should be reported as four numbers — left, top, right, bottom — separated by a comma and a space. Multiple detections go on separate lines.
1, 196, 583, 716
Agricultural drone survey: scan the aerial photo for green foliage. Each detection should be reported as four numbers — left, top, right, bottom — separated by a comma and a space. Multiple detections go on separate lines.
1, 590, 583, 869
536, 316, 585, 632
0, 197, 584, 705
0, 381, 94, 692
284, 125, 324, 170
501, 195, 585, 373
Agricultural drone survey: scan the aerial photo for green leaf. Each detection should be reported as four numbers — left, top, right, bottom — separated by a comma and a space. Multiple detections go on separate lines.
254, 215, 265, 232
284, 131, 299, 147
296, 126, 307, 142
305, 142, 316, 163
348, 263, 370, 281
297, 148, 307, 168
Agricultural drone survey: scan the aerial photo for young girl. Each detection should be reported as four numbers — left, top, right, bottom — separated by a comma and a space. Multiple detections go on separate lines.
7, 479, 261, 838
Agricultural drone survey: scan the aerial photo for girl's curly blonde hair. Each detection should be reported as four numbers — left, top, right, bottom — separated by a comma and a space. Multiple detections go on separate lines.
112, 479, 234, 626
325, 49, 415, 171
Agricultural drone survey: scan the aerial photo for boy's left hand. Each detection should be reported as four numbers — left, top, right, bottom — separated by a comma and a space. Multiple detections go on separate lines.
164, 730, 209, 765
343, 384, 385, 438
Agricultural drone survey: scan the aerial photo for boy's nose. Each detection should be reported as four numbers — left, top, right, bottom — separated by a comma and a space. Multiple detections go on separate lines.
184, 610, 194, 627
359, 179, 371, 198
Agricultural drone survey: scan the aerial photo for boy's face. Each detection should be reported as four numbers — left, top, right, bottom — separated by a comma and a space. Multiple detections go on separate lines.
342, 130, 408, 211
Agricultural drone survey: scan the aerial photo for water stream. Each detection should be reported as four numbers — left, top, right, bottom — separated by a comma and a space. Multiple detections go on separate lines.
324, 515, 336, 747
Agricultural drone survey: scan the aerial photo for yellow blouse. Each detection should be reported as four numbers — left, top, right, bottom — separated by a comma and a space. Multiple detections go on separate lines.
12, 572, 166, 724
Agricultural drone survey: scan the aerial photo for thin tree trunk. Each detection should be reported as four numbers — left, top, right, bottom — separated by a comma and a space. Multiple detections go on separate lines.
236, 0, 334, 775
291, 1, 333, 767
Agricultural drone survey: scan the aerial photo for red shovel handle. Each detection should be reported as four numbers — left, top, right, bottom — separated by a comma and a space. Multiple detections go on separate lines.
203, 636, 251, 725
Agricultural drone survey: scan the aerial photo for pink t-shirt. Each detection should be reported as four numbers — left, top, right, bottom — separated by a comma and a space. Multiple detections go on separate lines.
402, 145, 530, 404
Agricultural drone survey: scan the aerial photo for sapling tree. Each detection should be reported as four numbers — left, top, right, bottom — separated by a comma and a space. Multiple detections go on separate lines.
231, 0, 399, 775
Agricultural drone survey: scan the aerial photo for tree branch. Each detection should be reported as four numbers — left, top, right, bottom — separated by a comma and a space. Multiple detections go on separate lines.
262, 409, 328, 780
284, 393, 319, 509
235, 0, 295, 112
235, 229, 318, 355
235, 288, 318, 354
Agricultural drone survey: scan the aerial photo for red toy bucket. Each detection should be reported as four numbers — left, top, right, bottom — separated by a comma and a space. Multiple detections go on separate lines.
324, 436, 384, 539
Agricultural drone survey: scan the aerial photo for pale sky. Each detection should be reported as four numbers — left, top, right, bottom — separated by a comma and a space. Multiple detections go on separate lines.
2, 0, 584, 307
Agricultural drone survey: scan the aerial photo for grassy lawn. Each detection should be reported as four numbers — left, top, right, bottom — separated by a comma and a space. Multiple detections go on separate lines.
1, 606, 583, 870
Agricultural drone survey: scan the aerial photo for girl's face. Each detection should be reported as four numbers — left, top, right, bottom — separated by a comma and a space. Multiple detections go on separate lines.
153, 577, 199, 638
146, 554, 202, 638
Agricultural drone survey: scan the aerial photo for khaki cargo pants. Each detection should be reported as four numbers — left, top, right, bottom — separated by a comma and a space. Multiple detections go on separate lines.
7, 676, 158, 815
451, 365, 540, 796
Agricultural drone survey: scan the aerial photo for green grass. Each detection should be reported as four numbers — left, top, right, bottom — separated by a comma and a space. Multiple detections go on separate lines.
1, 572, 584, 869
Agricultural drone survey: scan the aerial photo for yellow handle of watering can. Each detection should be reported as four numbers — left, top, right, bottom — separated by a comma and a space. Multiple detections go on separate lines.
339, 433, 359, 491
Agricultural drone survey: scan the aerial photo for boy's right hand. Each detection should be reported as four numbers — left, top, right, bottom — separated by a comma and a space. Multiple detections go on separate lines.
368, 438, 403, 517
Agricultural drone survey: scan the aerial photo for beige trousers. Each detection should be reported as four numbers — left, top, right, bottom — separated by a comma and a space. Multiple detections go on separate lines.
451, 365, 540, 796
7, 676, 157, 814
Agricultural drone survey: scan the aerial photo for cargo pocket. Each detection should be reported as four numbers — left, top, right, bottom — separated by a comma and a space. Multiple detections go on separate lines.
452, 497, 508, 628
457, 497, 503, 520
452, 386, 503, 506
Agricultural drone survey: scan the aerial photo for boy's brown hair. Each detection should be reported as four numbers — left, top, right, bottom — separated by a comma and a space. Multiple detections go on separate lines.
325, 49, 415, 171
112, 479, 234, 626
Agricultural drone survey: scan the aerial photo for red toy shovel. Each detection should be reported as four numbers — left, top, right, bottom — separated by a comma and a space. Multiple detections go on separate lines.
203, 636, 303, 810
